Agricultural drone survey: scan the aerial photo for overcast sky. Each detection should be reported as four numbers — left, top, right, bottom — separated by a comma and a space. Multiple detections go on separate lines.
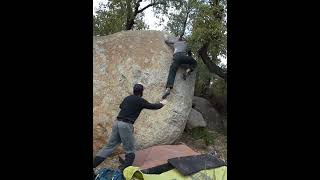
93, 0, 227, 65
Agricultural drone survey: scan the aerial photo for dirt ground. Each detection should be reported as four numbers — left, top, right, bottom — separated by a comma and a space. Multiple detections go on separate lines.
174, 130, 227, 162
96, 129, 227, 170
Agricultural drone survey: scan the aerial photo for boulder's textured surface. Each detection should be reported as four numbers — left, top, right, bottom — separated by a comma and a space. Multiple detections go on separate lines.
192, 96, 223, 131
186, 108, 207, 129
93, 30, 196, 154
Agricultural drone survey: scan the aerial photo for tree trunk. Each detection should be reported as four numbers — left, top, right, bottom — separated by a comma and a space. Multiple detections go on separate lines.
125, 1, 163, 30
198, 43, 227, 81
125, 0, 134, 30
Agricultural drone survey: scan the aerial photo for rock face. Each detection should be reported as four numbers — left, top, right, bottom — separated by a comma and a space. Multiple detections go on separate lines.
192, 96, 223, 131
93, 30, 196, 154
186, 108, 206, 129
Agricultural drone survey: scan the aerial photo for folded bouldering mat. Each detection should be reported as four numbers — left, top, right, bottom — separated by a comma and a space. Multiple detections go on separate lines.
95, 168, 124, 180
123, 166, 227, 180
119, 144, 200, 174
168, 154, 227, 176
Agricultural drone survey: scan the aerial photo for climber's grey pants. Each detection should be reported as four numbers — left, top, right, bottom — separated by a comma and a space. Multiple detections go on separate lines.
166, 52, 198, 88
96, 120, 135, 158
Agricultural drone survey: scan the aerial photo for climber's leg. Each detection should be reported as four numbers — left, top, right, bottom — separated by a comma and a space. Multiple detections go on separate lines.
93, 156, 106, 168
119, 153, 135, 172
94, 121, 121, 168
163, 59, 180, 99
162, 87, 171, 99
181, 55, 197, 72
182, 68, 190, 80
165, 60, 179, 89
181, 55, 197, 80
118, 121, 135, 154
117, 121, 135, 171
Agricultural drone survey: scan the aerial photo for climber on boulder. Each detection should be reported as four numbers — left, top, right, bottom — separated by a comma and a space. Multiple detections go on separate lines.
93, 84, 167, 173
162, 35, 197, 99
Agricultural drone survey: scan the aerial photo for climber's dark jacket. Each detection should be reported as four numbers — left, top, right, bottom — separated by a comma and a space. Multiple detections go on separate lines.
117, 95, 163, 124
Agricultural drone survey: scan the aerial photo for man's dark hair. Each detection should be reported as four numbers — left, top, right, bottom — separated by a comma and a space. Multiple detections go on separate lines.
178, 35, 186, 41
133, 84, 144, 96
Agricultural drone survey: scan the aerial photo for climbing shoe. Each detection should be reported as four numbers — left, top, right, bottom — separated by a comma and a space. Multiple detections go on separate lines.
182, 72, 187, 80
182, 69, 191, 80
162, 88, 171, 99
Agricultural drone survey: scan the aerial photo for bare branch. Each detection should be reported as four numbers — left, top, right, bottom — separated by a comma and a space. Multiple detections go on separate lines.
133, 0, 143, 15
125, 0, 166, 30
137, 1, 166, 14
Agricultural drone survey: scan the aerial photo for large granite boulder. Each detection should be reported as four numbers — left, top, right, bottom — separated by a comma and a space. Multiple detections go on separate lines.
192, 96, 224, 131
186, 108, 207, 129
93, 30, 196, 154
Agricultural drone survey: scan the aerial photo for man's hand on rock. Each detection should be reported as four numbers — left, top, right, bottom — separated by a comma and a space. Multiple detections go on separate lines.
160, 99, 168, 105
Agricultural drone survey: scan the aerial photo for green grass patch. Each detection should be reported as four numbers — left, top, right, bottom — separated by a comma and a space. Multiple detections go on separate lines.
186, 127, 215, 145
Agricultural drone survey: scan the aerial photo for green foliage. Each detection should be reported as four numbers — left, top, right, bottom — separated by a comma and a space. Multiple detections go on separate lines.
194, 59, 212, 96
93, 1, 127, 36
165, 0, 227, 113
212, 78, 226, 98
209, 76, 227, 114
186, 127, 215, 145
188, 0, 227, 63
134, 12, 150, 30
93, 0, 183, 36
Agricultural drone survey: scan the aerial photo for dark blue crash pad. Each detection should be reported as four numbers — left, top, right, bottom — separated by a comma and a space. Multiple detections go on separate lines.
168, 154, 226, 176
